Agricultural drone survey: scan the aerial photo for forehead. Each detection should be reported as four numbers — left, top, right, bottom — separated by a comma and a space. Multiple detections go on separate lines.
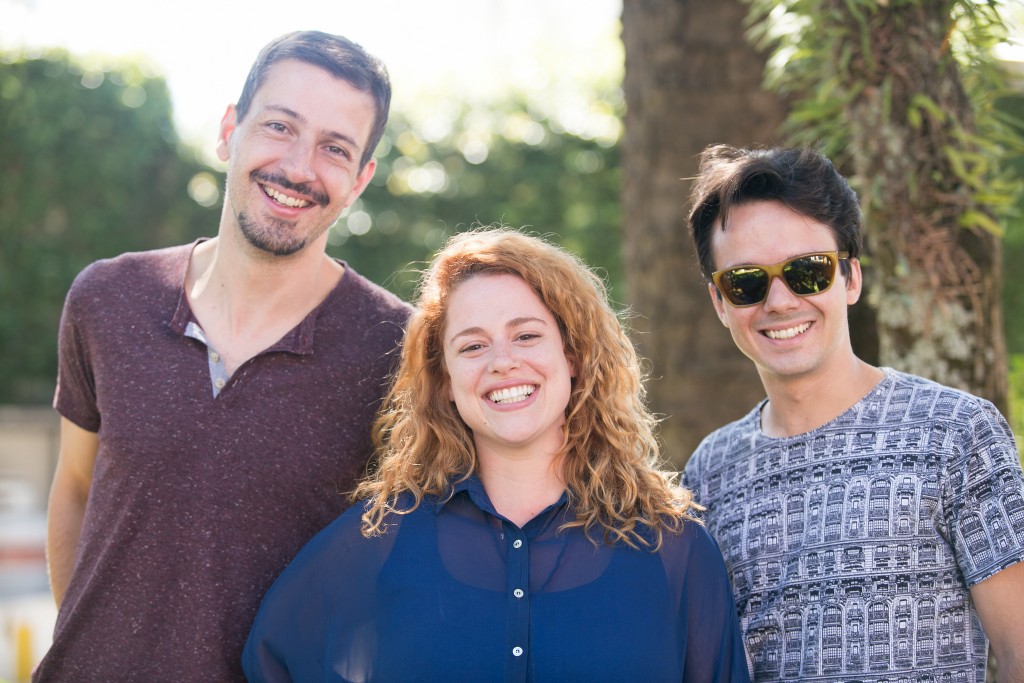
250, 59, 376, 132
445, 273, 554, 325
711, 200, 839, 267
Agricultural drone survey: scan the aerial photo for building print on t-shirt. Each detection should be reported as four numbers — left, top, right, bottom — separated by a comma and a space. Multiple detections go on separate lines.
686, 370, 1024, 683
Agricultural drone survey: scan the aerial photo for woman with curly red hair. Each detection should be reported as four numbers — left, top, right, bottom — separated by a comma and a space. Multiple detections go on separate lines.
243, 228, 749, 682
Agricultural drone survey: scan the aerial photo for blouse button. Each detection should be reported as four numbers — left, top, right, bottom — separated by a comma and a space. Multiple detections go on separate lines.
512, 539, 523, 549
214, 378, 226, 389
512, 647, 523, 657
513, 588, 524, 598
209, 351, 220, 362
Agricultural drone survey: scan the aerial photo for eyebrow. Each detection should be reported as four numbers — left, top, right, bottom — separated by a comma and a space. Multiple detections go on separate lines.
262, 104, 363, 153
447, 316, 548, 346
722, 249, 838, 270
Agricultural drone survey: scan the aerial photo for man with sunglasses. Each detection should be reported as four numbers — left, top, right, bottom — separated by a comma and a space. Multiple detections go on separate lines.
682, 145, 1024, 683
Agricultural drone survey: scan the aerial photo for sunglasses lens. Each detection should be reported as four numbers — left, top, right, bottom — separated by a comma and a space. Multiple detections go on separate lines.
783, 254, 836, 295
715, 253, 840, 306
719, 267, 769, 306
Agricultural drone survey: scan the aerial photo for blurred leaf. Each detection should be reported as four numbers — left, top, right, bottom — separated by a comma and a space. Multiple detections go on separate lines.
327, 95, 623, 304
0, 50, 219, 403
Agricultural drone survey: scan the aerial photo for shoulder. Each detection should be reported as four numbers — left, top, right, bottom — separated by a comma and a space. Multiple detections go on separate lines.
321, 264, 414, 354
884, 368, 1010, 435
307, 501, 368, 546
670, 519, 718, 550
657, 519, 728, 571
335, 262, 414, 322
686, 403, 762, 474
883, 367, 988, 408
246, 501, 391, 667
64, 243, 193, 312
273, 502, 383, 582
700, 402, 762, 448
73, 243, 191, 285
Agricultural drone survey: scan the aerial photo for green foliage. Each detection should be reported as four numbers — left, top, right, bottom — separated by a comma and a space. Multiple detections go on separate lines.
743, 0, 1024, 408
999, 92, 1024, 355
0, 51, 219, 403
745, 0, 1023, 230
326, 96, 623, 304
0, 51, 624, 405
1008, 354, 1024, 461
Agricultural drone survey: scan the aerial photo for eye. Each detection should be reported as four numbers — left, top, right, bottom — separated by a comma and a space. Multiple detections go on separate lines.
458, 342, 485, 354
325, 144, 354, 161
266, 121, 289, 134
515, 332, 541, 343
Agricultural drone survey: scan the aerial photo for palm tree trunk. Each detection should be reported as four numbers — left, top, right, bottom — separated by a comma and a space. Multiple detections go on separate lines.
620, 0, 788, 465
840, 0, 1008, 411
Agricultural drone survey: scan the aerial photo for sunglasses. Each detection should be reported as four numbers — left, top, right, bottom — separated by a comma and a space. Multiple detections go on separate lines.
711, 251, 849, 307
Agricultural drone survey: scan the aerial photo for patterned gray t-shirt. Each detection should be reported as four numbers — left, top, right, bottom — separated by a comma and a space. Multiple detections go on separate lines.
684, 368, 1024, 683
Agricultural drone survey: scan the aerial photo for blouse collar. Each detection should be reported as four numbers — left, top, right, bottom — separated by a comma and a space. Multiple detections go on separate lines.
438, 473, 570, 531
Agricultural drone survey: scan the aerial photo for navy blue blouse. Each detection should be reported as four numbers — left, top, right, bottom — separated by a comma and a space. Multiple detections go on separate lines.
243, 476, 750, 682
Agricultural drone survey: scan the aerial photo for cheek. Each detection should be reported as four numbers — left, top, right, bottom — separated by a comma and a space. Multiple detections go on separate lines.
724, 311, 757, 345
445, 364, 474, 404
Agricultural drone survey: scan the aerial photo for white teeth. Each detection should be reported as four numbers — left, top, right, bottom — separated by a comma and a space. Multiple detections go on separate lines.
262, 185, 310, 208
765, 322, 811, 340
488, 385, 536, 404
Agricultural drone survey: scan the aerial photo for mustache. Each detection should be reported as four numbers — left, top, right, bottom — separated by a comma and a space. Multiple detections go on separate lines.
251, 170, 330, 206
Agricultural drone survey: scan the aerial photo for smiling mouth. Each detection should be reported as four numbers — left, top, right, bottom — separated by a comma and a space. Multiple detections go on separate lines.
261, 184, 311, 208
763, 322, 811, 340
488, 385, 537, 404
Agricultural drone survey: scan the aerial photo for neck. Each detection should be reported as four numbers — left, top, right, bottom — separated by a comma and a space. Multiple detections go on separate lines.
476, 444, 566, 528
184, 235, 342, 374
759, 356, 884, 438
189, 233, 340, 308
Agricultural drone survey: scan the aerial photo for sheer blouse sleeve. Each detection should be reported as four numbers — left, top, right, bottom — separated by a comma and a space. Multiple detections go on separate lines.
242, 503, 398, 683
664, 521, 751, 683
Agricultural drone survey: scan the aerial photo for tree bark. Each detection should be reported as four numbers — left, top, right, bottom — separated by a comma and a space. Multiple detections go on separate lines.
840, 1, 1008, 412
620, 0, 788, 467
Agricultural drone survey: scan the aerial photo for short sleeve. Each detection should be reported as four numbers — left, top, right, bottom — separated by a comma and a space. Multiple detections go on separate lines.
54, 265, 101, 432
942, 398, 1024, 586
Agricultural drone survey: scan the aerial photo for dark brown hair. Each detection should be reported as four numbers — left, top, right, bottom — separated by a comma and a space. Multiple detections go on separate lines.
235, 30, 390, 169
688, 145, 862, 280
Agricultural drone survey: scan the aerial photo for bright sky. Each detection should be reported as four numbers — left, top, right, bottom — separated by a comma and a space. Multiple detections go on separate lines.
0, 0, 623, 163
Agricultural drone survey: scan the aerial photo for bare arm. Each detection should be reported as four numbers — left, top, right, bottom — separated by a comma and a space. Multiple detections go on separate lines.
971, 561, 1024, 683
46, 417, 99, 607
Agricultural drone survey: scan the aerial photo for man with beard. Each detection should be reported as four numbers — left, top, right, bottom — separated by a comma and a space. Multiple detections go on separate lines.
35, 31, 412, 682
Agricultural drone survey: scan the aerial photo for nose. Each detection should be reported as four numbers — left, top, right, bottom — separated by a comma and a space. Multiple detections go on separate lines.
761, 274, 799, 312
279, 140, 317, 184
488, 342, 520, 373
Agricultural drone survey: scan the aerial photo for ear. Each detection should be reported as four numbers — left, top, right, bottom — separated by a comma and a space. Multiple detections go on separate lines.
341, 158, 377, 209
566, 353, 578, 378
844, 257, 863, 306
216, 105, 238, 163
708, 282, 729, 327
